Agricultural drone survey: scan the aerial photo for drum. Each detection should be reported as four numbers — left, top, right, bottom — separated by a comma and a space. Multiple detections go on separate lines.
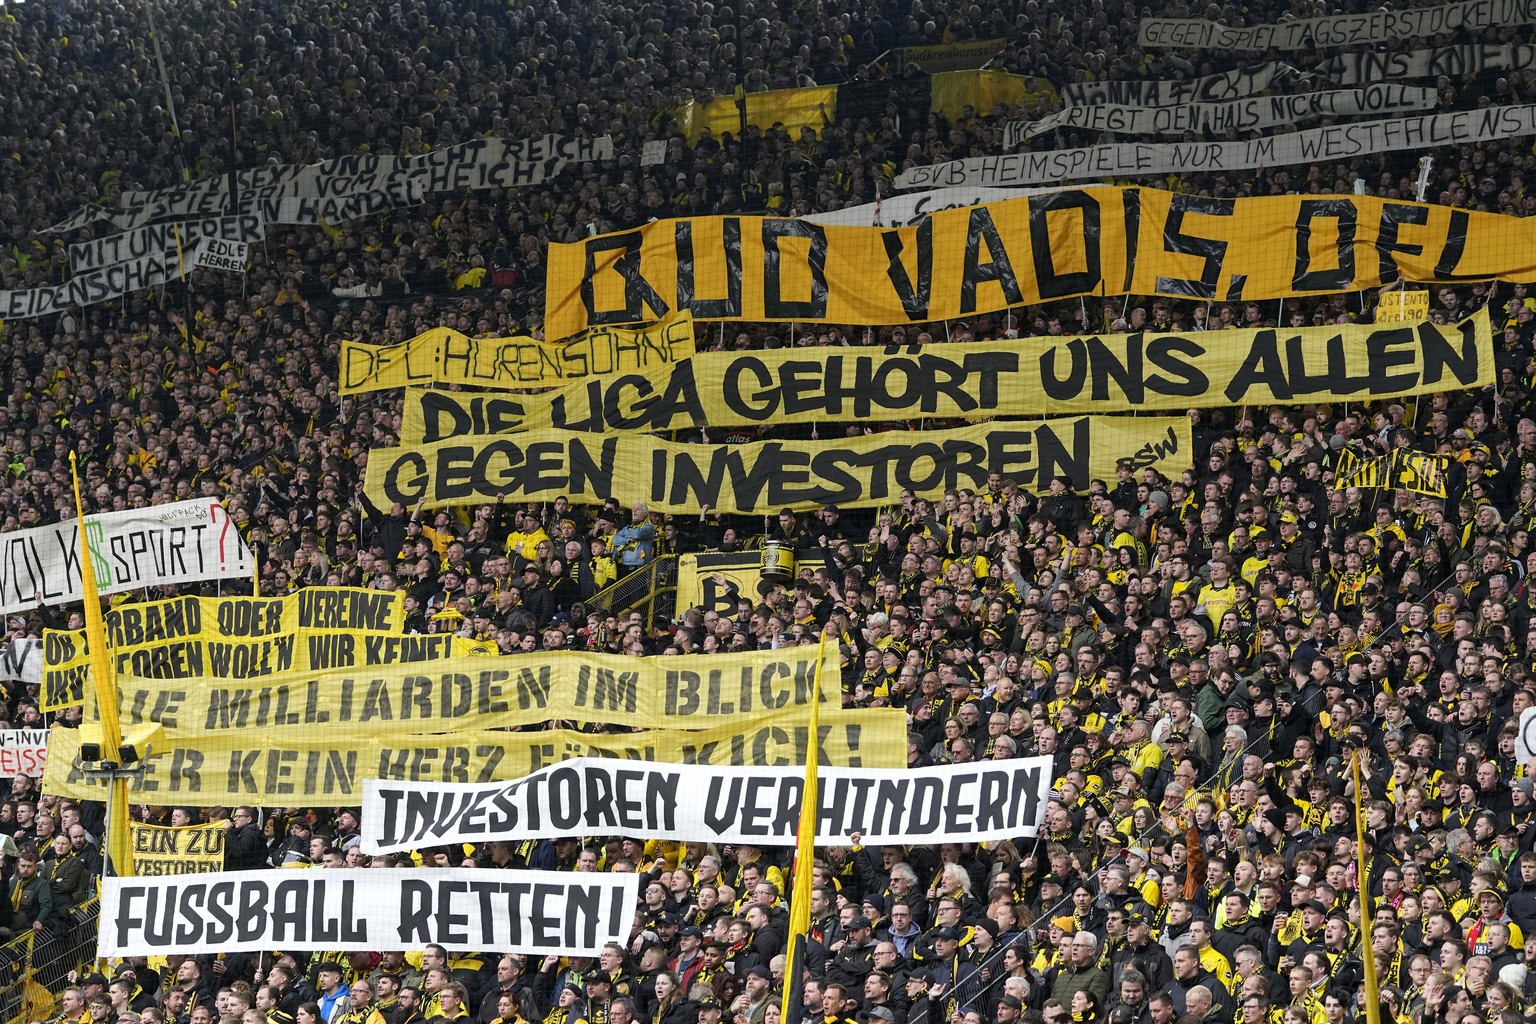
758, 541, 798, 592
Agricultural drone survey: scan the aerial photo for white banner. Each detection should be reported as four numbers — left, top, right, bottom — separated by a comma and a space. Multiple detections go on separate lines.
1063, 63, 1286, 107
0, 639, 41, 684
0, 498, 252, 616
1140, 0, 1536, 50
361, 756, 1054, 855
641, 141, 667, 167
194, 239, 249, 273
1318, 42, 1536, 85
98, 868, 637, 956
69, 215, 265, 274
898, 105, 1536, 188
0, 729, 46, 777
1518, 706, 1536, 766
0, 248, 200, 321
1008, 85, 1438, 144
802, 185, 1101, 227
50, 135, 614, 234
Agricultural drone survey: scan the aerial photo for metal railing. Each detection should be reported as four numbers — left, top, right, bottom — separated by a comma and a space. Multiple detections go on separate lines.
0, 895, 100, 1024
585, 556, 678, 631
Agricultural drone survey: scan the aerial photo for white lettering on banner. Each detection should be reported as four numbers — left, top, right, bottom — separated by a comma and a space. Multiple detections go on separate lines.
0, 730, 46, 777
0, 499, 251, 617
194, 240, 250, 273
68, 216, 265, 274
1062, 63, 1285, 107
0, 639, 41, 684
360, 756, 1054, 854
1008, 85, 1438, 144
48, 135, 615, 235
1139, 0, 1536, 50
98, 869, 638, 957
898, 105, 1536, 188
1317, 42, 1536, 85
801, 185, 1102, 227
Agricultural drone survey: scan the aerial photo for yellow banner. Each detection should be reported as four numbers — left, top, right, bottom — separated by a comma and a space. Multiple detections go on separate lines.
40, 588, 414, 711
338, 311, 695, 393
1333, 448, 1449, 496
401, 312, 1491, 442
43, 709, 907, 803
544, 187, 1536, 338
676, 87, 837, 145
1377, 289, 1430, 322
364, 417, 1191, 514
129, 822, 226, 876
930, 70, 1058, 119
676, 552, 827, 617
896, 40, 1007, 73
76, 647, 839, 741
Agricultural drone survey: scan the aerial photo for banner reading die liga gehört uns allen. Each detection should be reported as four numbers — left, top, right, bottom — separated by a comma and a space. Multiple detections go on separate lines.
398, 312, 1492, 442
363, 417, 1192, 515
542, 188, 1536, 337
338, 310, 695, 394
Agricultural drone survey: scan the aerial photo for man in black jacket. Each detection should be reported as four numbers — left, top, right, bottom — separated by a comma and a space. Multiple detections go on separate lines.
226, 807, 268, 870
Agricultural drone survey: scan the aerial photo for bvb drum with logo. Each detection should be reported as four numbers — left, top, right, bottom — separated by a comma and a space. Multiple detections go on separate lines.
759, 541, 798, 593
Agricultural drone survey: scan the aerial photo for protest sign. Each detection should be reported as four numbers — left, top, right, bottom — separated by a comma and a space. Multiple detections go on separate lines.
1377, 291, 1431, 322
98, 868, 637, 956
0, 640, 41, 685
1062, 63, 1284, 107
802, 186, 1097, 228
1318, 42, 1536, 85
193, 240, 249, 273
69, 216, 265, 274
895, 39, 1008, 73
1008, 85, 1437, 143
897, 106, 1536, 188
363, 756, 1055, 854
0, 730, 47, 778
0, 499, 250, 617
364, 418, 1191, 514
545, 189, 1536, 335
1139, 0, 1536, 50
129, 822, 226, 875
338, 311, 694, 392
44, 709, 908, 802
401, 313, 1490, 442
1333, 448, 1450, 496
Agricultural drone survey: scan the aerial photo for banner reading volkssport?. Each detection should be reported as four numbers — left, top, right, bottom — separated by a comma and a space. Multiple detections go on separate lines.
1139, 0, 1536, 50
0, 499, 250, 618
400, 312, 1491, 441
897, 106, 1536, 188
364, 418, 1192, 514
362, 756, 1055, 854
543, 189, 1536, 335
44, 709, 908, 803
98, 869, 638, 956
338, 310, 694, 392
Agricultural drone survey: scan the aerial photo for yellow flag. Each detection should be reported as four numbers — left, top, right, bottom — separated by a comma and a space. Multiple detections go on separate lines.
780, 629, 828, 1023
68, 453, 134, 877
1352, 750, 1380, 1024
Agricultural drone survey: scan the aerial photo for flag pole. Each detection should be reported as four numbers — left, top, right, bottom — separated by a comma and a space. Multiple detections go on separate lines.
1352, 748, 1380, 1024
68, 453, 135, 877
780, 626, 829, 1024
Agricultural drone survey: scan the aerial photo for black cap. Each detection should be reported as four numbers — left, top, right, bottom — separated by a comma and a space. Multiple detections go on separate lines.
747, 966, 772, 981
1302, 900, 1329, 915
680, 926, 704, 939
848, 915, 873, 930
999, 997, 1022, 1011
934, 927, 961, 941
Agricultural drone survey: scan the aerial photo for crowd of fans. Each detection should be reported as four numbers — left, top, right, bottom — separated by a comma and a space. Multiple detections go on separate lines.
4, 2, 1536, 1024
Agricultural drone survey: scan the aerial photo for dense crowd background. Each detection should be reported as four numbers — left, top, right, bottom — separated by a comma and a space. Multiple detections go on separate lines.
3, 2, 1536, 1024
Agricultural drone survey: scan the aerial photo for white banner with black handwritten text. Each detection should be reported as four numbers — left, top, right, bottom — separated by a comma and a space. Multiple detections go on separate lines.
98, 868, 637, 956
899, 105, 1536, 188
1008, 85, 1437, 144
0, 498, 251, 617
802, 185, 1101, 227
1063, 63, 1286, 108
1317, 42, 1536, 85
362, 756, 1054, 854
0, 640, 41, 685
1140, 0, 1536, 50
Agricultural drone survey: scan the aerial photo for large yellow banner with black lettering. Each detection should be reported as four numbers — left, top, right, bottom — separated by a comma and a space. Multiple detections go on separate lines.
130, 822, 226, 875
77, 647, 838, 740
543, 186, 1536, 338
44, 708, 907, 803
38, 588, 442, 711
338, 311, 695, 394
401, 312, 1491, 442
1334, 448, 1450, 496
364, 417, 1191, 514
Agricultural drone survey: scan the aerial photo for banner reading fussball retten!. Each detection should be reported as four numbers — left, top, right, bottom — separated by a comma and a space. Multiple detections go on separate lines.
542, 188, 1536, 337
363, 756, 1055, 854
44, 709, 908, 803
98, 868, 637, 956
338, 310, 695, 393
364, 418, 1191, 514
400, 312, 1491, 441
